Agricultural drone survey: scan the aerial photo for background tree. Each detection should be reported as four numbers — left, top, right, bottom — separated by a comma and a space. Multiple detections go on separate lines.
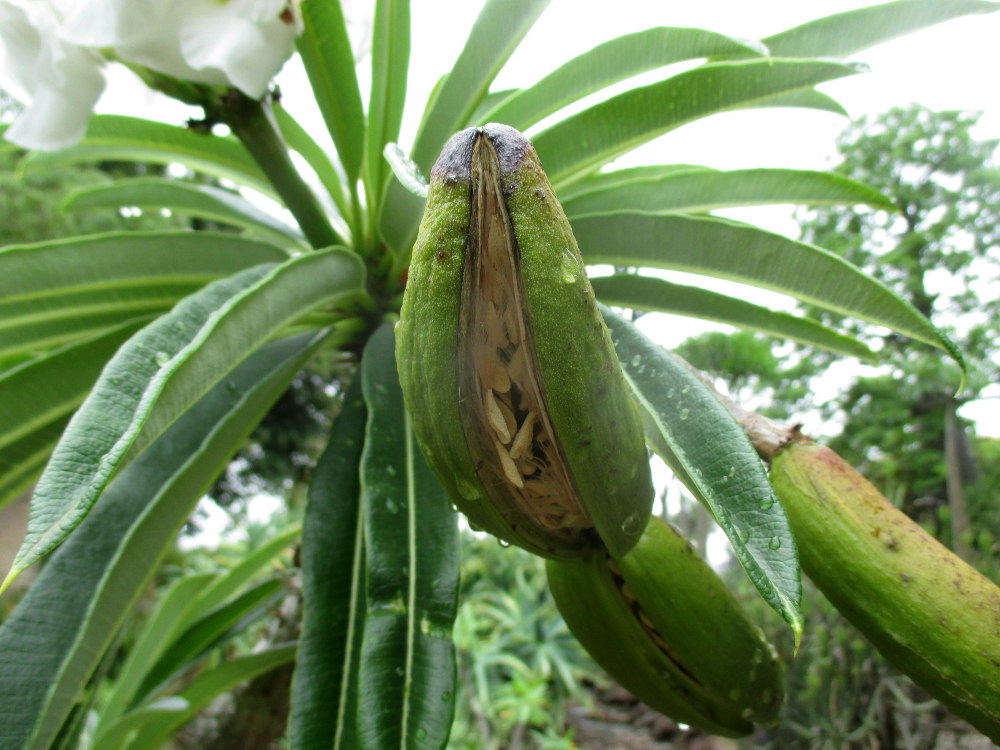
796, 105, 1000, 561
678, 105, 1000, 748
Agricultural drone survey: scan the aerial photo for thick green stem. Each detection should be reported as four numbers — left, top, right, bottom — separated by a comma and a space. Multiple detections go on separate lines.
221, 92, 341, 250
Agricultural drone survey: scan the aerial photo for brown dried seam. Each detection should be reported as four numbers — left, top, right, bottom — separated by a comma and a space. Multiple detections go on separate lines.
456, 130, 591, 545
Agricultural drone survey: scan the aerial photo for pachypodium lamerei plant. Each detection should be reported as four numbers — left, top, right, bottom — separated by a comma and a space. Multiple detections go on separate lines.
0, 1, 998, 748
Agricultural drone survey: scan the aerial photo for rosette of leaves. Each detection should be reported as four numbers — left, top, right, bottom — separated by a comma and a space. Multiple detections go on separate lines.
0, 1, 989, 748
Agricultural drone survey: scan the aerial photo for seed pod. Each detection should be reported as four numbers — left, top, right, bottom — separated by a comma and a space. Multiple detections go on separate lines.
546, 516, 784, 737
396, 124, 653, 559
769, 436, 1000, 742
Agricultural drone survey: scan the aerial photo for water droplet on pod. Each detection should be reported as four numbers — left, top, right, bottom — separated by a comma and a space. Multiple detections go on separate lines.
620, 512, 643, 536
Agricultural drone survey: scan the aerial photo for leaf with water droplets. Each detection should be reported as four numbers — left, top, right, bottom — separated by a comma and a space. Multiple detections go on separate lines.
603, 306, 802, 641
358, 323, 459, 749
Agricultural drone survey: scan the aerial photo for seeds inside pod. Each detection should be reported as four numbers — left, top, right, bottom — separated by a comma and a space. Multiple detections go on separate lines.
396, 123, 654, 559
457, 132, 591, 543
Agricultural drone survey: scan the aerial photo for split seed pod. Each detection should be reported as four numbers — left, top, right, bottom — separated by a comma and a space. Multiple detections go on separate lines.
546, 516, 784, 737
396, 123, 653, 559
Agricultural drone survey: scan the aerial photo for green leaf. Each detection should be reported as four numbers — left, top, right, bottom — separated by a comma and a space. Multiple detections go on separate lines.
358, 323, 459, 750
0, 331, 329, 750
18, 115, 274, 197
95, 525, 299, 734
573, 212, 962, 363
563, 168, 896, 216
481, 27, 766, 131
602, 308, 802, 639
297, 0, 365, 185
367, 0, 411, 205
291, 377, 368, 750
88, 697, 190, 750
187, 525, 301, 623
62, 179, 306, 246
532, 58, 864, 188
558, 165, 712, 199
466, 88, 519, 127
763, 0, 1000, 58
5, 249, 366, 589
750, 87, 848, 116
0, 232, 289, 362
93, 573, 218, 734
384, 143, 429, 198
591, 274, 875, 361
134, 578, 285, 701
273, 103, 354, 234
0, 320, 151, 510
0, 420, 72, 519
411, 0, 551, 167
126, 645, 298, 750
379, 0, 549, 259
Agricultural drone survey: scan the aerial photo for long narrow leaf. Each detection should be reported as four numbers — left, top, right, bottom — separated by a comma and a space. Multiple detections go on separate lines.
533, 58, 864, 188
558, 165, 713, 200
591, 274, 875, 361
62, 180, 306, 246
273, 103, 354, 233
603, 308, 802, 639
87, 697, 190, 750
379, 0, 549, 259
291, 377, 368, 750
18, 115, 274, 197
749, 87, 848, 116
134, 578, 285, 701
5, 249, 366, 589
0, 232, 289, 361
412, 0, 551, 167
563, 168, 896, 217
126, 644, 298, 749
93, 573, 218, 733
0, 421, 71, 517
297, 0, 365, 185
573, 212, 962, 363
0, 331, 329, 750
0, 320, 150, 509
481, 27, 766, 131
358, 323, 459, 750
367, 0, 411, 205
188, 525, 301, 623
763, 0, 1000, 58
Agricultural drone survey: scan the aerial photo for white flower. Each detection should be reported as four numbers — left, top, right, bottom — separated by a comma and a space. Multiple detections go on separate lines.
62, 0, 301, 99
0, 0, 301, 150
0, 1, 106, 150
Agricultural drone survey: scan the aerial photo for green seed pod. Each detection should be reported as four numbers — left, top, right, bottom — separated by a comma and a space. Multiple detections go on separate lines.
395, 123, 653, 559
546, 516, 784, 737
770, 436, 1000, 742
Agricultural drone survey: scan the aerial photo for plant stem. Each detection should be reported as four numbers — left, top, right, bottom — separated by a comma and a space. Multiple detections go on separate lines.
221, 92, 342, 250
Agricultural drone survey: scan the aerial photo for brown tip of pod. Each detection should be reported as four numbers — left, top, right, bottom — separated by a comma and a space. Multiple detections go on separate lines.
481, 123, 532, 177
430, 127, 478, 183
430, 124, 535, 184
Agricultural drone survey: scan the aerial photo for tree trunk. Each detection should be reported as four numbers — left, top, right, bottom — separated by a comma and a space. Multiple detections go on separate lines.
943, 399, 972, 560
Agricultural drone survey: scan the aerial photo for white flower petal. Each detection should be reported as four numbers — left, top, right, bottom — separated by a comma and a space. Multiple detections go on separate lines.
179, 5, 297, 98
59, 0, 170, 47
0, 1, 106, 150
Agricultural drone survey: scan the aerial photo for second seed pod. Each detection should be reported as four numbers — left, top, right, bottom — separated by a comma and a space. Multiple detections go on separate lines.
547, 516, 784, 737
